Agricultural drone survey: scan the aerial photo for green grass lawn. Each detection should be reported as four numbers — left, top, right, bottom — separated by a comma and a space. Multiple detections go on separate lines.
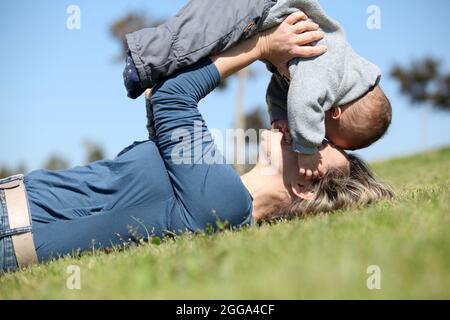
1, 147, 449, 299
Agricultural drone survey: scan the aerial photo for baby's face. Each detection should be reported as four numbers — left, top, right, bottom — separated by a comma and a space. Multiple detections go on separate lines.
324, 107, 354, 150
325, 128, 353, 150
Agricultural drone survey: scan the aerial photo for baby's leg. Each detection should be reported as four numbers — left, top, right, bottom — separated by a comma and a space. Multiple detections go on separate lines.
125, 0, 273, 98
124, 54, 145, 99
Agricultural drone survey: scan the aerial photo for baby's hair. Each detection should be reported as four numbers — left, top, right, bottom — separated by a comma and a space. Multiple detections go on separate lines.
341, 85, 392, 150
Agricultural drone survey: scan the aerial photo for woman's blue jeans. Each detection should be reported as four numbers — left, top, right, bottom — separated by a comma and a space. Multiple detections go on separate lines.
0, 177, 19, 272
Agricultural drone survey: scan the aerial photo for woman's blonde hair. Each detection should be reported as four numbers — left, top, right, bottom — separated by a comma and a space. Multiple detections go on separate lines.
277, 154, 394, 219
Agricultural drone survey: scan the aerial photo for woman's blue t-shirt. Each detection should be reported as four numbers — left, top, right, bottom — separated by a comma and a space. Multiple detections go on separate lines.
25, 59, 254, 261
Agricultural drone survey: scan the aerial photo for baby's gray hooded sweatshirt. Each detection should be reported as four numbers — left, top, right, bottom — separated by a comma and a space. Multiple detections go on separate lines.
262, 0, 381, 154
126, 0, 381, 154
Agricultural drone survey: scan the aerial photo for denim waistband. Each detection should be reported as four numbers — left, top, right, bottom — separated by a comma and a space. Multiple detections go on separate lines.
0, 176, 33, 239
0, 187, 19, 272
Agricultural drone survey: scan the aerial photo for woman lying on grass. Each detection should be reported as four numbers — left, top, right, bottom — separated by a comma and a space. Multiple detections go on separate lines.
0, 16, 393, 273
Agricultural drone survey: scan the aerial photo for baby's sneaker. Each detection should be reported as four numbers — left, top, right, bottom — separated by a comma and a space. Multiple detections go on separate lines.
123, 52, 145, 99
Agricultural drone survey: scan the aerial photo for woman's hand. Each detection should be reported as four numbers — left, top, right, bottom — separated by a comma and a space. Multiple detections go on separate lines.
258, 12, 327, 78
211, 12, 325, 82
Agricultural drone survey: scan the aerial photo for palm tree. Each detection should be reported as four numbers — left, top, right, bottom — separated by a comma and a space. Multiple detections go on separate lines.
233, 69, 248, 174
391, 57, 450, 147
391, 57, 449, 110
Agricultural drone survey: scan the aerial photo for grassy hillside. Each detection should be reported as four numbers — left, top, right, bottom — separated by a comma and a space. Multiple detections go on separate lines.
1, 147, 449, 299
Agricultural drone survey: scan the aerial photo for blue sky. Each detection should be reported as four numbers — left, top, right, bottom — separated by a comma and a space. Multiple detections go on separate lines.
1, 0, 449, 171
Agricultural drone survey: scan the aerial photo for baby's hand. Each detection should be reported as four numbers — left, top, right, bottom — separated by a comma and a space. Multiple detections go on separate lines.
272, 120, 292, 145
298, 152, 326, 180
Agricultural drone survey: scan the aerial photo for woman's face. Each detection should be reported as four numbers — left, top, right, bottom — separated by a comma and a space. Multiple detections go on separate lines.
259, 130, 350, 196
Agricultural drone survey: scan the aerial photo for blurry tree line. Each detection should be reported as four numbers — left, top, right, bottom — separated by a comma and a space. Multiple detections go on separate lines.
111, 12, 450, 120
0, 141, 105, 179
2, 10, 448, 179
109, 10, 450, 172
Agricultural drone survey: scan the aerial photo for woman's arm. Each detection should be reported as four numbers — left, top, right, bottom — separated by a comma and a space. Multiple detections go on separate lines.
150, 11, 327, 162
148, 12, 328, 231
211, 11, 327, 80
209, 35, 261, 81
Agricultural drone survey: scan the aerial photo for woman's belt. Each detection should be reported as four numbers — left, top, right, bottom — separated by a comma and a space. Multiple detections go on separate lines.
0, 174, 37, 268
